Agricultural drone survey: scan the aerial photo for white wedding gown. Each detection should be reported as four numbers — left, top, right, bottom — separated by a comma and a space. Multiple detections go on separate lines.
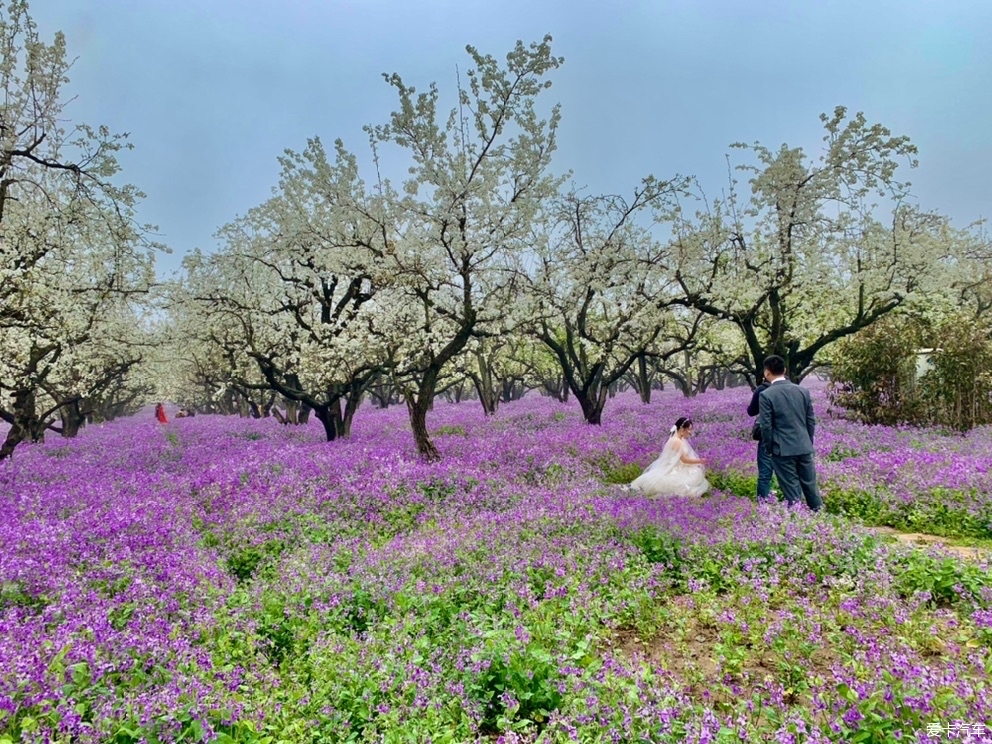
629, 436, 710, 497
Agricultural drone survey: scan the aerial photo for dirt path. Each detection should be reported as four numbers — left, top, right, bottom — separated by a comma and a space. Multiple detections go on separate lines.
867, 526, 990, 562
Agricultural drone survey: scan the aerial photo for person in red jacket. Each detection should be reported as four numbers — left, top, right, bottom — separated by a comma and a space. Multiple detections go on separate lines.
155, 403, 168, 424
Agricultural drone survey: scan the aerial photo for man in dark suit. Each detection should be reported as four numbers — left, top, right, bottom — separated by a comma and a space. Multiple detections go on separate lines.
758, 355, 822, 511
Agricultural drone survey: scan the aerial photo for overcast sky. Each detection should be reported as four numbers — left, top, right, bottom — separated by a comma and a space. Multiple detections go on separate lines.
27, 0, 992, 277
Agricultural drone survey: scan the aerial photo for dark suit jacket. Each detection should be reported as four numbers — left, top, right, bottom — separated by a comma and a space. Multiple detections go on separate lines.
747, 382, 769, 417
758, 379, 815, 456
748, 382, 769, 440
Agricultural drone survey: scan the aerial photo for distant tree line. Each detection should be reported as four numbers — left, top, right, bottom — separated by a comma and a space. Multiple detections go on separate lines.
2, 1, 988, 461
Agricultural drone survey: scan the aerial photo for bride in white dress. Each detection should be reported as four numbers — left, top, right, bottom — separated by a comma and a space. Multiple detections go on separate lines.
629, 417, 710, 497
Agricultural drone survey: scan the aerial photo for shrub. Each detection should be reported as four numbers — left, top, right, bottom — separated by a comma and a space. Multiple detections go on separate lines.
827, 315, 924, 426
829, 312, 992, 430
822, 487, 889, 524
629, 527, 688, 591
891, 551, 992, 608
0, 581, 46, 613
917, 320, 992, 431
825, 444, 860, 462
257, 599, 301, 666
471, 642, 563, 733
602, 462, 642, 485
225, 540, 285, 582
708, 469, 757, 499
226, 547, 265, 582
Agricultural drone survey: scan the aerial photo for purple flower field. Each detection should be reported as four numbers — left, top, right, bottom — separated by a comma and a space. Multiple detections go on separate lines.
2, 387, 992, 743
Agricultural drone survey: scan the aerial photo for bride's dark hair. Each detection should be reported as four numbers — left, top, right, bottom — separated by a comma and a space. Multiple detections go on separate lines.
675, 417, 692, 430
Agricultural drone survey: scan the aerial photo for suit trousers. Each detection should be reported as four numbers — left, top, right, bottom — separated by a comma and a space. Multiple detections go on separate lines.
769, 453, 822, 511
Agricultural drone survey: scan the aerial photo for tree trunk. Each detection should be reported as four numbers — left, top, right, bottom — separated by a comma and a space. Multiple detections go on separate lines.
470, 375, 498, 416
299, 404, 312, 424
575, 384, 608, 425
475, 383, 499, 415
470, 350, 499, 416
405, 371, 441, 460
542, 376, 569, 403
307, 388, 363, 441
260, 392, 276, 418
369, 376, 394, 408
501, 378, 523, 403
636, 354, 651, 404
338, 390, 362, 438
696, 367, 711, 395
60, 399, 86, 438
406, 395, 440, 460
0, 427, 23, 461
0, 389, 46, 461
217, 391, 235, 415
313, 405, 339, 442
663, 370, 693, 398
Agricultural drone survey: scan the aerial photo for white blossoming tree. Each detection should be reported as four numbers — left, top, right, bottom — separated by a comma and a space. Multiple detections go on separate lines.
355, 35, 565, 459
177, 138, 399, 441
950, 223, 992, 322
672, 107, 950, 383
38, 304, 157, 435
160, 260, 272, 416
0, 0, 158, 459
456, 332, 533, 415
525, 182, 704, 424
181, 29, 565, 462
